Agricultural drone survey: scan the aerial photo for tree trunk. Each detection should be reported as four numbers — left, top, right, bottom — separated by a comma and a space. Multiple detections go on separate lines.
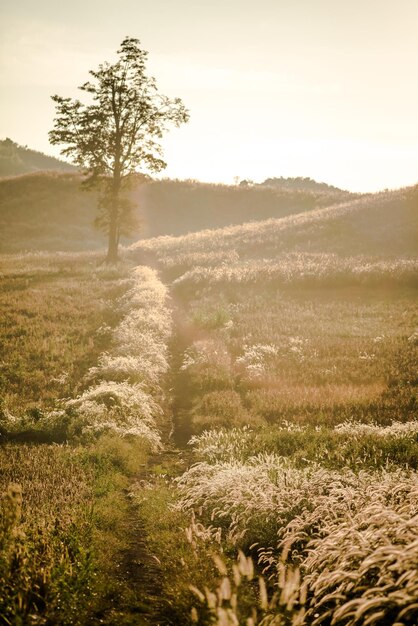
106, 207, 119, 264
106, 166, 121, 264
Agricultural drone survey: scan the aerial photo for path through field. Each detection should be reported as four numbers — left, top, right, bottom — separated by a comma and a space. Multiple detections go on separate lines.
94, 284, 199, 624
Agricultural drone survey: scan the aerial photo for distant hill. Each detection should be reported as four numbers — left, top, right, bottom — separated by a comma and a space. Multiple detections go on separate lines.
0, 138, 76, 177
0, 171, 355, 254
131, 185, 418, 268
258, 176, 345, 193
0, 172, 106, 253
134, 178, 353, 238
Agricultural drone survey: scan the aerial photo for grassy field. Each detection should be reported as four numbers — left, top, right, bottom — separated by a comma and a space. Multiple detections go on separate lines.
1, 186, 417, 624
0, 253, 172, 624
0, 252, 127, 416
128, 273, 417, 625
129, 188, 417, 624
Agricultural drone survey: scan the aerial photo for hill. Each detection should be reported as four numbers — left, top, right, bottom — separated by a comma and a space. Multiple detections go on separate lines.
0, 172, 103, 253
0, 172, 354, 253
134, 178, 352, 237
130, 185, 418, 285
258, 175, 345, 193
0, 138, 76, 177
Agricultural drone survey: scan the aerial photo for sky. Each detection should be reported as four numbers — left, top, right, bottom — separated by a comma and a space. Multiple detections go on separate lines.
1, 0, 417, 192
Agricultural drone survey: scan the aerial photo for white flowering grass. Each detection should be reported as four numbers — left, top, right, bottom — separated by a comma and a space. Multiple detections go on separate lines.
176, 455, 417, 549
176, 454, 350, 544
17, 265, 173, 448
65, 379, 162, 448
177, 454, 418, 624
173, 255, 418, 288
236, 344, 280, 379
335, 419, 418, 439
99, 266, 172, 388
188, 427, 255, 463
180, 339, 232, 373
73, 266, 172, 447
67, 381, 159, 423
188, 420, 418, 470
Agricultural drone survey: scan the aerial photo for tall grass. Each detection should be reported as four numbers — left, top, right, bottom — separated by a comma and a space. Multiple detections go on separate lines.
71, 265, 171, 445
188, 421, 418, 469
173, 255, 418, 290
176, 453, 418, 625
0, 445, 95, 625
2, 263, 171, 448
0, 252, 124, 416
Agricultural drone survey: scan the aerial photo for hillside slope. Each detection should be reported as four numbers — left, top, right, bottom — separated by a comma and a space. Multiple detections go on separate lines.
0, 173, 354, 253
0, 138, 76, 177
135, 178, 352, 237
0, 173, 105, 253
131, 185, 418, 264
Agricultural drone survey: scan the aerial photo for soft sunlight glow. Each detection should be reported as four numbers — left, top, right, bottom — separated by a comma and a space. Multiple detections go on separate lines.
1, 0, 417, 192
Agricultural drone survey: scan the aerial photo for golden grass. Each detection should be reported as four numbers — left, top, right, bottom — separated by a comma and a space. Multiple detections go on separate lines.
0, 252, 132, 416
0, 444, 95, 624
247, 381, 386, 407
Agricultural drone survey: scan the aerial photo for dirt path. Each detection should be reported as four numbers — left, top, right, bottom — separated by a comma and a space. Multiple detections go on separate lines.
92, 446, 194, 625
92, 284, 198, 625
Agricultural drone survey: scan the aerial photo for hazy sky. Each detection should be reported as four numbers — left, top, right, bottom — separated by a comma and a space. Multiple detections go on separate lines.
1, 0, 417, 191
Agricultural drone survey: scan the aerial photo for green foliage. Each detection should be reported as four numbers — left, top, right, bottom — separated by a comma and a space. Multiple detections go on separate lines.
132, 478, 219, 625
192, 307, 231, 330
0, 434, 153, 626
0, 445, 96, 625
190, 551, 306, 626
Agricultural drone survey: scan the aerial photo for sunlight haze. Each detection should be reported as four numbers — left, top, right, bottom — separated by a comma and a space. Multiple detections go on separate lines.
1, 0, 417, 191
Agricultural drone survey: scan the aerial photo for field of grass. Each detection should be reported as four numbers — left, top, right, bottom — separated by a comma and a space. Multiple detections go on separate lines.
132, 271, 417, 624
129, 189, 417, 624
0, 252, 129, 417
0, 436, 153, 625
0, 253, 174, 624
1, 184, 417, 624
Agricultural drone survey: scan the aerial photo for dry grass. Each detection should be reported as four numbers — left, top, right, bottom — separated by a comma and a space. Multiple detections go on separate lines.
171, 286, 417, 436
177, 455, 418, 625
173, 255, 418, 290
131, 185, 418, 263
0, 444, 95, 624
141, 201, 418, 624
0, 252, 130, 416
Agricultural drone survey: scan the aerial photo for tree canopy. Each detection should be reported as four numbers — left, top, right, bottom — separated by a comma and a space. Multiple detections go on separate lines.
49, 36, 189, 262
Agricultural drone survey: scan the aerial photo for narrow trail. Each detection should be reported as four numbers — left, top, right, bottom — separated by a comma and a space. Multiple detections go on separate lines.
117, 450, 194, 625
94, 285, 198, 625
93, 447, 194, 626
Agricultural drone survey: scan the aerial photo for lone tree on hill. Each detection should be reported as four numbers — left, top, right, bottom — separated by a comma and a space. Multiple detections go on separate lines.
49, 36, 189, 263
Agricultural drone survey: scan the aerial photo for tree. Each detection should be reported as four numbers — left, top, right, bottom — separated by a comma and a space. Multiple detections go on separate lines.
49, 36, 189, 263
